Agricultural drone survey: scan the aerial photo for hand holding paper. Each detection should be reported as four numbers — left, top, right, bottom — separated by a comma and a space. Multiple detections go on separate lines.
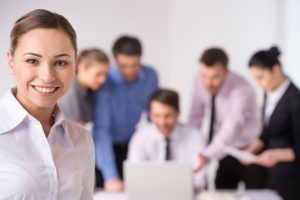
224, 146, 256, 163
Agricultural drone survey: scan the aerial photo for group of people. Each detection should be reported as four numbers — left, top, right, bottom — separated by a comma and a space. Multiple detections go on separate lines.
0, 9, 299, 200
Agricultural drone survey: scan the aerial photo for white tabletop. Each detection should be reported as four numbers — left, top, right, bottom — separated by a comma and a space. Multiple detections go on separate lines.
93, 189, 282, 200
93, 191, 126, 200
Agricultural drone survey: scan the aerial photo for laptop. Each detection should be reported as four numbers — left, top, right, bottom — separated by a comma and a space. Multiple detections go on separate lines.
123, 161, 194, 200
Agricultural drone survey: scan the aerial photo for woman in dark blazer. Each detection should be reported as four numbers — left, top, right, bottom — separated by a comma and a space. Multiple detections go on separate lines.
244, 46, 300, 200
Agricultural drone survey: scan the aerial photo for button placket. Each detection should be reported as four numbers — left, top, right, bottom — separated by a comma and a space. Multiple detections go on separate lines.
47, 127, 59, 200
30, 118, 59, 200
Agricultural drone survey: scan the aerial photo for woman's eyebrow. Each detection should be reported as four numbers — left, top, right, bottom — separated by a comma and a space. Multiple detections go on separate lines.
23, 52, 42, 57
54, 54, 71, 58
22, 53, 71, 58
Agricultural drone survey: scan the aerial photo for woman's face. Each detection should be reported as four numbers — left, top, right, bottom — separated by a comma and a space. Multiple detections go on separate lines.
7, 28, 76, 110
249, 65, 279, 91
79, 61, 109, 90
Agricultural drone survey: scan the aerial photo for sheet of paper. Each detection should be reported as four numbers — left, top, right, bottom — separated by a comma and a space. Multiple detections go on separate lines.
224, 146, 256, 162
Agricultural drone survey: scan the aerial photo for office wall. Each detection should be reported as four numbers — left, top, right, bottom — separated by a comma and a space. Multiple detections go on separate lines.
0, 0, 299, 121
284, 0, 300, 88
0, 0, 171, 93
166, 0, 282, 121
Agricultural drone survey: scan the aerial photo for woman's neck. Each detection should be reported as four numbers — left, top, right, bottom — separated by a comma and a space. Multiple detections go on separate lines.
29, 106, 55, 137
15, 92, 55, 137
273, 74, 287, 91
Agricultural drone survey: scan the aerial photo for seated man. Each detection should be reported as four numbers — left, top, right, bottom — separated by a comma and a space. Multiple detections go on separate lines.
127, 89, 206, 189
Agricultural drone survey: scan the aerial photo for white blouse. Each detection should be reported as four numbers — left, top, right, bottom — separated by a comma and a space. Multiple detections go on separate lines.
265, 79, 290, 125
0, 89, 95, 200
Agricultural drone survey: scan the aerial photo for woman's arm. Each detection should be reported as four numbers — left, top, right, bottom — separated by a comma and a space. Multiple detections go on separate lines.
255, 148, 295, 168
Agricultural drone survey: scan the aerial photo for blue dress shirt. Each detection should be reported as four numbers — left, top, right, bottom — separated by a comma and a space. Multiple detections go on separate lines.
93, 64, 159, 180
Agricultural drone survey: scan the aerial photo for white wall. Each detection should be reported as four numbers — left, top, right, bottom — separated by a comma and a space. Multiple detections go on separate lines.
283, 0, 300, 88
0, 0, 170, 92
0, 0, 299, 121
166, 0, 283, 121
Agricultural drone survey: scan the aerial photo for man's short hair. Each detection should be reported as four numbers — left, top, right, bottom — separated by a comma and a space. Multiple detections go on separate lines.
150, 89, 179, 112
112, 35, 142, 57
199, 47, 228, 68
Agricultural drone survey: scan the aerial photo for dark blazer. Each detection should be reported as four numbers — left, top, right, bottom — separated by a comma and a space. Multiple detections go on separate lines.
261, 82, 300, 200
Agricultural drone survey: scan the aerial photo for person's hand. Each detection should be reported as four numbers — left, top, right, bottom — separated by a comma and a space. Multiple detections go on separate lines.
239, 139, 264, 166
244, 139, 264, 154
255, 150, 279, 168
104, 178, 124, 192
193, 154, 209, 173
239, 151, 256, 166
255, 148, 295, 168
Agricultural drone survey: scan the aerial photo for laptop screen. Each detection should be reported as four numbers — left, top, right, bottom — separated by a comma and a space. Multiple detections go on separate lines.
123, 161, 194, 200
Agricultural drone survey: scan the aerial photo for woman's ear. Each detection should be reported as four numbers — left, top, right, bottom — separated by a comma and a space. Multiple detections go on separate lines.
273, 64, 281, 74
7, 51, 15, 74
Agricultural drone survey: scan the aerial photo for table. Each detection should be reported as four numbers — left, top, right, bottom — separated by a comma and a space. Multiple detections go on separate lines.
93, 189, 282, 200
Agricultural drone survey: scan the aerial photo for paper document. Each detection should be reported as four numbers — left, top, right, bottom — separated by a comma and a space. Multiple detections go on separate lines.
224, 146, 256, 162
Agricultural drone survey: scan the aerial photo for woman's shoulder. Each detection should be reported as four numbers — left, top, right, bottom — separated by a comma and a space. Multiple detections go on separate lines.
285, 83, 300, 109
287, 82, 300, 96
0, 90, 28, 135
0, 103, 9, 134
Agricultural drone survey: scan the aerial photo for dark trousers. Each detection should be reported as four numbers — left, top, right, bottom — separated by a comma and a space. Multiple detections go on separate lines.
268, 166, 300, 200
269, 176, 299, 200
95, 142, 129, 188
215, 156, 268, 189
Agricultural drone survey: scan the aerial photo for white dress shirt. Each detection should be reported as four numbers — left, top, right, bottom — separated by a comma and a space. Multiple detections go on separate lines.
0, 89, 95, 200
264, 79, 290, 125
127, 122, 207, 189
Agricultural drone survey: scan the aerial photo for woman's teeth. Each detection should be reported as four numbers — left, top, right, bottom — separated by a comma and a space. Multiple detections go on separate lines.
34, 86, 57, 93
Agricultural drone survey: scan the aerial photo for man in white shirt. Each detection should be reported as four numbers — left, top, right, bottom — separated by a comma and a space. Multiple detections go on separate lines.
127, 89, 206, 189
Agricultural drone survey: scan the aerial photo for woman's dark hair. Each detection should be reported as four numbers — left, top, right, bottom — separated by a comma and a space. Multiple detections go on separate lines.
248, 46, 281, 69
150, 89, 179, 112
199, 47, 229, 68
10, 9, 77, 55
112, 35, 142, 57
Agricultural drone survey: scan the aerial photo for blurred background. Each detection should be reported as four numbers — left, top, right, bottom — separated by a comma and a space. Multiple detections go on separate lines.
1, 0, 299, 121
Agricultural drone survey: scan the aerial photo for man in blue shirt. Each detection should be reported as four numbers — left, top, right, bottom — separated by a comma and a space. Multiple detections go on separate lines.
93, 35, 159, 192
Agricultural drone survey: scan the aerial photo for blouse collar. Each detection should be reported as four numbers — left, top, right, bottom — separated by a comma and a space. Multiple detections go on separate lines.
0, 88, 73, 146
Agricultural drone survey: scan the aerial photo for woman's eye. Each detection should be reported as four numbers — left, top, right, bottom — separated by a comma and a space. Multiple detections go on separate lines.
26, 59, 39, 65
55, 60, 68, 66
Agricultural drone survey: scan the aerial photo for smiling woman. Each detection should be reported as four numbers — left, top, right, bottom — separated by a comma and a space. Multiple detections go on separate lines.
8, 28, 75, 121
0, 9, 95, 199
